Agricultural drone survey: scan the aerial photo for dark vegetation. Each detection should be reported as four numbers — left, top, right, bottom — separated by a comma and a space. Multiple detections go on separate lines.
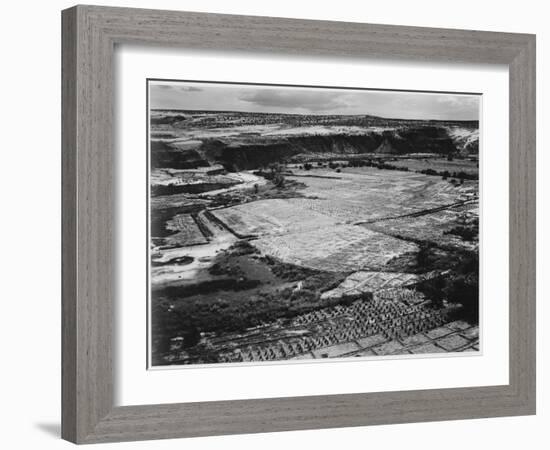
443, 214, 479, 242
252, 163, 286, 187
151, 256, 194, 267
414, 243, 479, 324
260, 254, 330, 281
346, 159, 478, 180
151, 241, 351, 361
444, 225, 478, 241
349, 159, 411, 172
151, 180, 239, 197
420, 168, 478, 180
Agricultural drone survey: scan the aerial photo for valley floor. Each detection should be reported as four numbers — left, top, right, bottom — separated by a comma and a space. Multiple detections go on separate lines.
150, 163, 479, 366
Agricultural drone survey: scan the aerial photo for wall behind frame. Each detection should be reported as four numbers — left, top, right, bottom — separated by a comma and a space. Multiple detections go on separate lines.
0, 0, 546, 449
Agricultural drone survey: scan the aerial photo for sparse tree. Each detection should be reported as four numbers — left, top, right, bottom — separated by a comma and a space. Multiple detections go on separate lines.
267, 163, 285, 188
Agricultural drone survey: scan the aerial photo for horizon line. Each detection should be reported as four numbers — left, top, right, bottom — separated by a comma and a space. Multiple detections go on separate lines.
150, 108, 480, 123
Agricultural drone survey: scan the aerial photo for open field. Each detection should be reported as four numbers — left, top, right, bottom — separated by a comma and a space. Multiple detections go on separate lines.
213, 167, 476, 225
253, 225, 417, 272
210, 167, 477, 262
210, 198, 339, 237
364, 203, 479, 250
287, 167, 476, 223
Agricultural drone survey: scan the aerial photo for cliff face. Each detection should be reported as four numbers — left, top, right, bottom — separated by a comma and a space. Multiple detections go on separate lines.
446, 126, 480, 155
150, 112, 479, 171
201, 139, 298, 171
150, 140, 209, 169
197, 126, 475, 170
382, 127, 457, 154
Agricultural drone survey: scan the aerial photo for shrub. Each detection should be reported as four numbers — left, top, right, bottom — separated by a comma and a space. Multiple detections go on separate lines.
444, 225, 478, 241
415, 248, 479, 324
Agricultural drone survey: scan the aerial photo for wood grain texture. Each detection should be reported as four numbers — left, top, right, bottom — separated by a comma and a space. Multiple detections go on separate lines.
61, 4, 536, 444
508, 36, 536, 409
62, 5, 114, 442
61, 7, 77, 443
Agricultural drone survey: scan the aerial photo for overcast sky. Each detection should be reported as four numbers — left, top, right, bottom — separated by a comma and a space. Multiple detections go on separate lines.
149, 81, 480, 121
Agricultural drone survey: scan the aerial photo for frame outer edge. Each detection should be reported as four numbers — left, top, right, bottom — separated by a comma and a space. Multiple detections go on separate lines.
61, 4, 537, 444
509, 35, 536, 413
63, 5, 116, 443
61, 5, 78, 444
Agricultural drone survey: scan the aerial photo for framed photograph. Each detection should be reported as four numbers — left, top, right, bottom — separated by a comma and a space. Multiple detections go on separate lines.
62, 5, 536, 444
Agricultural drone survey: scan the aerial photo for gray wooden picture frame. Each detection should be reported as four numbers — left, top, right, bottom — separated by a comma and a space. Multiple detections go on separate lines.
61, 5, 536, 444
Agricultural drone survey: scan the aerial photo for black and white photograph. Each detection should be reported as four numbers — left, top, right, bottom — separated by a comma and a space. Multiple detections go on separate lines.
148, 80, 481, 366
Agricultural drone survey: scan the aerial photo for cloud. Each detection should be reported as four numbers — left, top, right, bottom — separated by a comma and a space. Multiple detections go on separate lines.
435, 95, 479, 107
149, 82, 479, 120
153, 84, 203, 92
179, 86, 203, 92
433, 95, 480, 119
239, 89, 348, 112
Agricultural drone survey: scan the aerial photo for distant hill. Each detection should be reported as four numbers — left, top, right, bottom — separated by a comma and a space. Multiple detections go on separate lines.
150, 109, 479, 129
